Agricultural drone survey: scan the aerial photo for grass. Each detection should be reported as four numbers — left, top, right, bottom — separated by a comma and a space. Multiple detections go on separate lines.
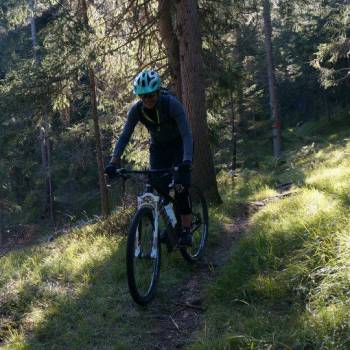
189, 114, 350, 349
0, 194, 226, 349
2, 113, 350, 349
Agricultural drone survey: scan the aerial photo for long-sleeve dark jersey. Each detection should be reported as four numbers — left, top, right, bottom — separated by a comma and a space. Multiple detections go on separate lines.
113, 93, 193, 162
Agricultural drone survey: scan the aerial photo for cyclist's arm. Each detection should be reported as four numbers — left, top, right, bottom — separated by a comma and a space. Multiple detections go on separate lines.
112, 103, 140, 162
169, 97, 193, 162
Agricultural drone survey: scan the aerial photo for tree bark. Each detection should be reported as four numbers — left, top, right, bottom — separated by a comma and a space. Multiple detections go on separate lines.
176, 0, 221, 204
30, 0, 54, 224
158, 0, 182, 99
29, 0, 38, 61
81, 0, 109, 217
87, 65, 109, 217
39, 111, 54, 225
262, 0, 281, 158
0, 198, 3, 247
230, 90, 237, 173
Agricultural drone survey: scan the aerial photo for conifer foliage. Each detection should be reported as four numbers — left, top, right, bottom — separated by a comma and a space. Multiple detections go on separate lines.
1, 0, 350, 232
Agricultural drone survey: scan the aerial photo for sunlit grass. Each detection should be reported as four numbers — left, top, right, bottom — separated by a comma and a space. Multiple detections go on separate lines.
0, 196, 227, 349
190, 115, 350, 349
0, 223, 128, 348
3, 115, 350, 348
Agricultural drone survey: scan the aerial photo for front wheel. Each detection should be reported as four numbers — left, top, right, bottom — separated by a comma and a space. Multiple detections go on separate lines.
126, 206, 161, 305
180, 186, 209, 263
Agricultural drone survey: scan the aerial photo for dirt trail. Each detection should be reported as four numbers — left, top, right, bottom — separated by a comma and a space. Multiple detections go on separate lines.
143, 213, 249, 350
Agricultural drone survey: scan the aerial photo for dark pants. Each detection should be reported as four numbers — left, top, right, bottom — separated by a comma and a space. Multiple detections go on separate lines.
150, 142, 191, 215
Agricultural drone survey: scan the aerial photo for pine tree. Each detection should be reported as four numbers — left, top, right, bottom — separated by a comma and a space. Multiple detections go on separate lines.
176, 0, 221, 203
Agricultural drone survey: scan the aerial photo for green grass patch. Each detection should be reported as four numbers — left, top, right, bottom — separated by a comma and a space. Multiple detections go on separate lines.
191, 114, 350, 349
0, 196, 226, 349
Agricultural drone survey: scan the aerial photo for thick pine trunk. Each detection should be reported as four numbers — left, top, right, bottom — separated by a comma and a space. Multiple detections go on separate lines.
158, 0, 182, 99
262, 0, 281, 158
0, 198, 3, 246
176, 0, 221, 204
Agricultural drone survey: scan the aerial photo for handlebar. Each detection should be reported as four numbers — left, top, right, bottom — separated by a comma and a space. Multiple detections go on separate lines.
105, 167, 179, 181
116, 167, 178, 176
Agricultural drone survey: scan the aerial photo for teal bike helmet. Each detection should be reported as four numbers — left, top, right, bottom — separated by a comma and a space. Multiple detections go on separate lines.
133, 69, 161, 95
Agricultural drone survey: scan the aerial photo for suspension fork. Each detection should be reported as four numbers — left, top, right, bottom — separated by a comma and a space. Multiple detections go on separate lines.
134, 205, 159, 259
150, 209, 159, 258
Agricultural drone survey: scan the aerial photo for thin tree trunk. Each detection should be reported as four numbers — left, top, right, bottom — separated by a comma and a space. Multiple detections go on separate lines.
81, 0, 109, 217
176, 0, 221, 204
262, 0, 281, 158
30, 0, 54, 224
230, 90, 237, 173
87, 65, 109, 217
29, 0, 37, 61
39, 118, 54, 225
158, 0, 182, 99
44, 103, 54, 224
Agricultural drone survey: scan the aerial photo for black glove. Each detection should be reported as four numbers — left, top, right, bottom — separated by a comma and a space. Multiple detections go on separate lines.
104, 163, 117, 177
105, 157, 121, 177
175, 160, 192, 187
178, 160, 192, 174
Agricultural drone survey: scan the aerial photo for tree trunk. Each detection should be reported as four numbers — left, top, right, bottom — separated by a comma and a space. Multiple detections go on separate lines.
80, 0, 109, 217
39, 111, 54, 225
29, 0, 37, 61
262, 0, 281, 158
87, 65, 109, 217
158, 0, 182, 99
230, 90, 237, 173
30, 0, 54, 224
176, 0, 221, 204
0, 199, 3, 247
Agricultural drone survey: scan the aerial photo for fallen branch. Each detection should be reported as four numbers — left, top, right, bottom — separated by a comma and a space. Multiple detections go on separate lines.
250, 190, 299, 207
169, 316, 180, 330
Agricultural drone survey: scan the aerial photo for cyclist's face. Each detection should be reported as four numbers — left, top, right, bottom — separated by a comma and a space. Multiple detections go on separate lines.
140, 91, 159, 109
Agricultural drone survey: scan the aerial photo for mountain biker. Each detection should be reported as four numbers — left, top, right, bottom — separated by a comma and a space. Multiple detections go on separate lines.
105, 69, 194, 246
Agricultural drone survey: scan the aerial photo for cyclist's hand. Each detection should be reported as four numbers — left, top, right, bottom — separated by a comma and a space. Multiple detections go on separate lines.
105, 163, 118, 177
175, 160, 192, 187
178, 160, 192, 174
105, 157, 122, 178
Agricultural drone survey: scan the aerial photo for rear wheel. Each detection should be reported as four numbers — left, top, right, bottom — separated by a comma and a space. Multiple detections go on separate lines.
180, 186, 208, 263
126, 206, 161, 305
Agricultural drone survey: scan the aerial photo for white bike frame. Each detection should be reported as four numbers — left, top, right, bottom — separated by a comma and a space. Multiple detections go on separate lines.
135, 192, 160, 259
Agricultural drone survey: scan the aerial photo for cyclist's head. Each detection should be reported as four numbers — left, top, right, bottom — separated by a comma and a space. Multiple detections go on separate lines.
133, 69, 161, 96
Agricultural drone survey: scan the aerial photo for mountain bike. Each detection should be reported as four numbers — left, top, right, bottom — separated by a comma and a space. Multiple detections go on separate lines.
113, 167, 208, 306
